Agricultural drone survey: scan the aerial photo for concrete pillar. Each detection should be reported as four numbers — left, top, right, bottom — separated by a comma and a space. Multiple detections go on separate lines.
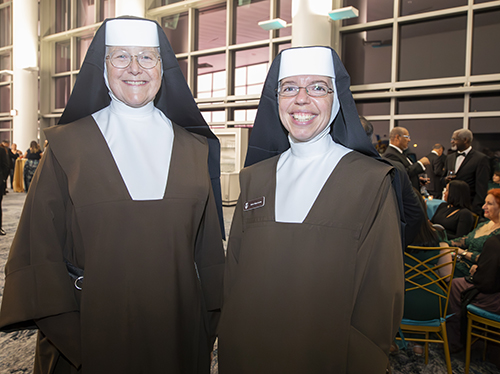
115, 0, 146, 18
291, 0, 333, 47
12, 0, 39, 151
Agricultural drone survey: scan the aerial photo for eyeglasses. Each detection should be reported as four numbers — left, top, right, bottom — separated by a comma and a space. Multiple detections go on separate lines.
276, 83, 334, 97
403, 135, 411, 139
106, 50, 161, 69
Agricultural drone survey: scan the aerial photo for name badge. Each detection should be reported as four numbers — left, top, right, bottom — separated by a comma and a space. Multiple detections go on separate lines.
244, 196, 265, 211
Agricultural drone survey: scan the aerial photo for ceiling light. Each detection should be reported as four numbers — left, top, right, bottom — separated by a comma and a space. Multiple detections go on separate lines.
258, 18, 288, 31
328, 6, 359, 21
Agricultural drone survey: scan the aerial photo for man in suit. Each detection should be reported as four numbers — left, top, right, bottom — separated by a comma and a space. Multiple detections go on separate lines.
444, 129, 490, 215
360, 116, 424, 246
383, 127, 430, 190
426, 143, 446, 198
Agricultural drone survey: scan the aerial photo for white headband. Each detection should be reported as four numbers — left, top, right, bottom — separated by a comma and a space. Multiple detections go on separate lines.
106, 19, 159, 47
278, 47, 335, 80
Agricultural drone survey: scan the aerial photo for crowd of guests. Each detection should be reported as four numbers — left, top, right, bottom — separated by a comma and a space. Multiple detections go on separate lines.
373, 120, 500, 366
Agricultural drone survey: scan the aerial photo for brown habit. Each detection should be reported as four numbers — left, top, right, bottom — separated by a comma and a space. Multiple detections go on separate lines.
0, 117, 225, 374
218, 151, 404, 373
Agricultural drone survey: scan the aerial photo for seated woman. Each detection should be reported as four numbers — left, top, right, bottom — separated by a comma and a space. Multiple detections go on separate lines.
450, 188, 500, 278
432, 180, 474, 239
488, 170, 500, 190
446, 233, 500, 353
402, 195, 453, 356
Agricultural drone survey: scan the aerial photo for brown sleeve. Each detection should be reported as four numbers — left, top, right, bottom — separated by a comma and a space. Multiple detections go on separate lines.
0, 146, 81, 367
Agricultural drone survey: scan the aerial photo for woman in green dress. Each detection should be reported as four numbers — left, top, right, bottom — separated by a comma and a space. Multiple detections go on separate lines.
449, 188, 500, 277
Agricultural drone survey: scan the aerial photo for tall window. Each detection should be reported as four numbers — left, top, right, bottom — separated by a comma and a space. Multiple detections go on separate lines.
0, 4, 11, 48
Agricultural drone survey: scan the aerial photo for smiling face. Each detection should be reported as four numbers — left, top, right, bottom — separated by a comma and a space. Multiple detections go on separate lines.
483, 194, 500, 221
278, 75, 334, 143
451, 131, 469, 152
106, 46, 161, 108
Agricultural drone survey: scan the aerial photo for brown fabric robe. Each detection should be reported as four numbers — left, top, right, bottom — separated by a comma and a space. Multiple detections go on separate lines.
0, 116, 225, 374
218, 151, 404, 373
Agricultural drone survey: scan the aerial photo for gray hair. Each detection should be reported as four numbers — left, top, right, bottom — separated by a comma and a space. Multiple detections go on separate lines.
453, 129, 473, 143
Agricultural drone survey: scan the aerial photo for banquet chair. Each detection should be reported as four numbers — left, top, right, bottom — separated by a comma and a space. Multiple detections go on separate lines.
471, 213, 480, 229
464, 305, 500, 374
396, 246, 458, 374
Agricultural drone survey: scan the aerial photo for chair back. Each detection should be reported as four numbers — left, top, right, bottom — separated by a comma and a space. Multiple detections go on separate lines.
471, 213, 480, 229
404, 246, 458, 319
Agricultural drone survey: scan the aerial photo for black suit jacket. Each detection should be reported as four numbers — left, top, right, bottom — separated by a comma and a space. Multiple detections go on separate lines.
444, 149, 490, 215
383, 145, 425, 190
426, 151, 446, 198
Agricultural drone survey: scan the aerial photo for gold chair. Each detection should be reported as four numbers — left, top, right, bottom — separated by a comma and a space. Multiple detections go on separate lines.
396, 246, 458, 374
471, 213, 480, 229
464, 305, 500, 374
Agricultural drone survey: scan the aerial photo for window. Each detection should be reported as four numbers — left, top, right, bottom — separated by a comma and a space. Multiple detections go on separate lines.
196, 54, 227, 99
55, 41, 71, 73
343, 0, 393, 26
197, 4, 226, 50
399, 16, 467, 81
472, 10, 500, 75
343, 28, 392, 85
0, 85, 10, 113
77, 35, 93, 68
235, 47, 269, 95
400, 0, 466, 17
162, 12, 189, 54
0, 5, 11, 48
77, 0, 95, 27
235, 0, 270, 45
55, 0, 71, 33
278, 0, 292, 38
470, 93, 500, 112
54, 76, 71, 109
397, 96, 464, 114
356, 100, 390, 116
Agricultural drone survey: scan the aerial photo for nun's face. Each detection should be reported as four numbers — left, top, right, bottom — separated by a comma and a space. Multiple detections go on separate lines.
278, 75, 334, 143
106, 46, 161, 108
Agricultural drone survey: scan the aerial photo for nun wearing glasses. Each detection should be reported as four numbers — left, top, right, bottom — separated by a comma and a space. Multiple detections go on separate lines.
218, 46, 404, 373
0, 17, 224, 374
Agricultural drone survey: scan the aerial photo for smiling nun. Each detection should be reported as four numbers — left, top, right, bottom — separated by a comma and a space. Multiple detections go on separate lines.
0, 17, 224, 374
218, 46, 404, 374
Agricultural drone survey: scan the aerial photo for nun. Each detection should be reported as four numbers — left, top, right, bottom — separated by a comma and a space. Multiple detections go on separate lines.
0, 17, 224, 374
218, 46, 404, 373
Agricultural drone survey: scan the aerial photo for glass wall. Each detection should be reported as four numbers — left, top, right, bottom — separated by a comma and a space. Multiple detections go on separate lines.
341, 0, 500, 159
151, 0, 292, 128
43, 0, 115, 115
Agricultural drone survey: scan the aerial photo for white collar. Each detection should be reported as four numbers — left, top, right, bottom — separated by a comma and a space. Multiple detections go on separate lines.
288, 125, 334, 158
458, 146, 472, 156
389, 143, 404, 154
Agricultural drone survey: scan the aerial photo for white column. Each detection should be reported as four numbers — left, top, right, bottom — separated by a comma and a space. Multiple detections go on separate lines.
115, 0, 146, 18
12, 0, 39, 151
291, 0, 333, 47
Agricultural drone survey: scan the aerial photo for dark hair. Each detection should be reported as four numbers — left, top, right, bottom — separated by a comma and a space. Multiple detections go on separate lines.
447, 180, 472, 210
407, 188, 440, 251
